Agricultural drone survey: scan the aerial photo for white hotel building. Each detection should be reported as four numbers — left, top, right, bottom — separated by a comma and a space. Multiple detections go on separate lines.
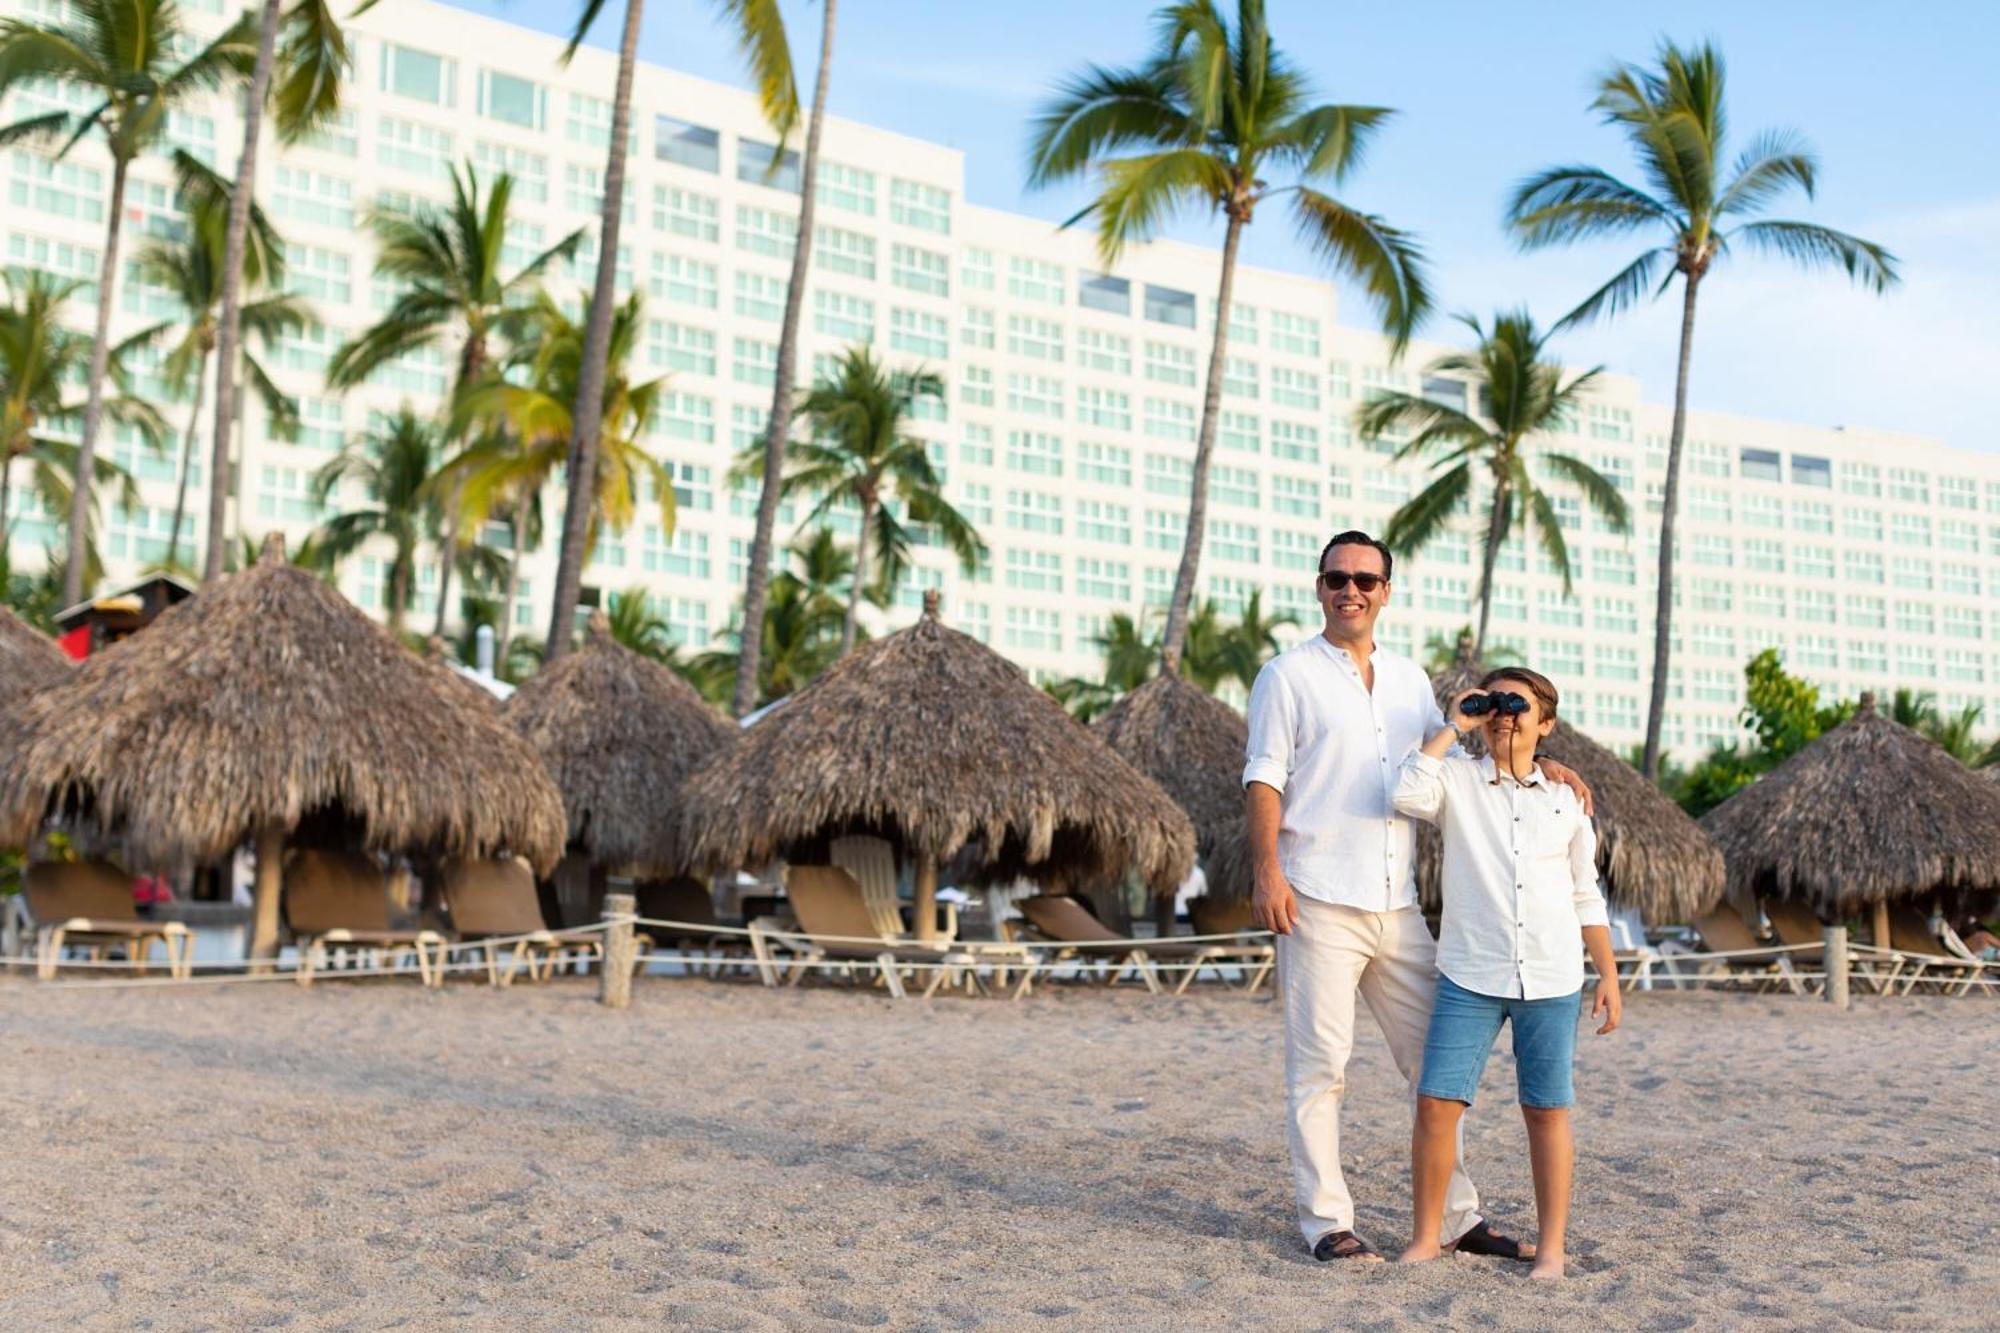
0, 0, 1987, 759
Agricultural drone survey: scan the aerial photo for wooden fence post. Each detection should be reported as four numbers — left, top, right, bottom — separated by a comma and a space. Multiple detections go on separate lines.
600, 891, 636, 1009
1823, 924, 1849, 1011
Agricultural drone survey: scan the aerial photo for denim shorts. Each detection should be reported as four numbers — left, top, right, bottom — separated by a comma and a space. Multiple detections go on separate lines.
1417, 974, 1582, 1109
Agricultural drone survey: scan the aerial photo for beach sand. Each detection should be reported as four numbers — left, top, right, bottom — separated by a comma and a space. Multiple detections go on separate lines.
1, 975, 1995, 1330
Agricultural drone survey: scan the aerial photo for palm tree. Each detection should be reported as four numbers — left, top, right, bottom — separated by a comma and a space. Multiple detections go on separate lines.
547, 0, 797, 664
310, 407, 443, 634
1028, 0, 1430, 673
0, 0, 257, 603
1213, 588, 1295, 691
0, 271, 162, 576
1356, 310, 1629, 657
451, 289, 675, 641
1506, 38, 1899, 778
135, 159, 307, 572
1422, 627, 1523, 675
1885, 688, 1983, 765
602, 585, 673, 661
751, 347, 985, 656
692, 528, 852, 708
204, 0, 353, 583
329, 164, 582, 636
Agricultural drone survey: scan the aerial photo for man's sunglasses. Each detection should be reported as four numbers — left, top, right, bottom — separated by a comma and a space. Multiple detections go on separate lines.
1317, 571, 1386, 593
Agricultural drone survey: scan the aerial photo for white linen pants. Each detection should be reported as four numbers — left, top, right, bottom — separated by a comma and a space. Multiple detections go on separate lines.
1279, 896, 1480, 1247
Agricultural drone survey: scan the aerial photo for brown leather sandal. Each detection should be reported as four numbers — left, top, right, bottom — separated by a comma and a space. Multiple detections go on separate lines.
1448, 1220, 1536, 1261
1312, 1230, 1383, 1262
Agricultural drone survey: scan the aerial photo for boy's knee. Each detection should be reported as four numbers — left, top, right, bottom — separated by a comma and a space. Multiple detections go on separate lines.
1416, 1094, 1465, 1127
1520, 1104, 1568, 1126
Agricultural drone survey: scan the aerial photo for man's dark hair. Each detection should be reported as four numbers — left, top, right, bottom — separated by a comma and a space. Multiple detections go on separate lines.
1318, 530, 1393, 581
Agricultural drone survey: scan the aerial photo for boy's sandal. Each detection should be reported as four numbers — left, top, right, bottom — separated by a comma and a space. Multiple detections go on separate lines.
1312, 1230, 1382, 1263
1448, 1220, 1536, 1261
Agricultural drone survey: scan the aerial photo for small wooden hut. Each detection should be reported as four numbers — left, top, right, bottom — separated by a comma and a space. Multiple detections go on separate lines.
0, 536, 566, 960
675, 592, 1195, 941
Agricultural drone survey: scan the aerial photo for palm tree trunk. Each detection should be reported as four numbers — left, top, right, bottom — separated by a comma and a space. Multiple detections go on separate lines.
432, 511, 457, 639
545, 0, 644, 663
839, 492, 874, 658
389, 553, 410, 636
735, 0, 839, 718
1641, 273, 1701, 780
205, 0, 284, 585
65, 153, 131, 606
165, 346, 212, 571
1472, 475, 1509, 659
0, 455, 14, 556
1159, 209, 1244, 674
497, 502, 525, 667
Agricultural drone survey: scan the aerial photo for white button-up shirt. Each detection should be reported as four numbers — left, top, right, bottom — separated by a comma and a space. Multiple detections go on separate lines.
1242, 636, 1446, 913
1393, 752, 1611, 1000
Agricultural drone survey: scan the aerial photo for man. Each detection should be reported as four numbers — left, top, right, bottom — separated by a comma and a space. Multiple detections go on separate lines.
1243, 531, 1591, 1263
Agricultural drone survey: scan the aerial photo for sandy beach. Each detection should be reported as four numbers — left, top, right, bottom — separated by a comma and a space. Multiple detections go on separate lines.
1, 976, 1995, 1330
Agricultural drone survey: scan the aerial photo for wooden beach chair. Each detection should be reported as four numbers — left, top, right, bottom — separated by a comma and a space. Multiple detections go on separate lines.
1658, 904, 1802, 993
830, 835, 956, 944
1007, 894, 1273, 996
24, 860, 191, 981
286, 849, 447, 988
753, 865, 976, 1000
1187, 896, 1277, 994
1883, 905, 1983, 996
634, 876, 753, 977
441, 856, 600, 986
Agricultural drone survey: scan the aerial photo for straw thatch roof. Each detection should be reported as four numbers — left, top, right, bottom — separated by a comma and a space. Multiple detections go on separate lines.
0, 605, 69, 706
1092, 672, 1251, 900
1426, 637, 1725, 923
506, 610, 737, 873
1701, 693, 2000, 915
675, 593, 1195, 894
0, 536, 566, 871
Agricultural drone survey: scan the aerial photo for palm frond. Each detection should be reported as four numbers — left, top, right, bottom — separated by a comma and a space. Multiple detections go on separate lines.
1552, 247, 1671, 331
1723, 219, 1899, 291
1382, 462, 1471, 556
1290, 186, 1430, 351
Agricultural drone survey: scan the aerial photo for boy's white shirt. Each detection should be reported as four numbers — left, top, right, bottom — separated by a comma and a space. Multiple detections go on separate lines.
1394, 751, 1610, 999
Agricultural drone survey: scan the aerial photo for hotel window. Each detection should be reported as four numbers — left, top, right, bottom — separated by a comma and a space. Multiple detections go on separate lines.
1269, 310, 1320, 357
1272, 474, 1319, 520
1940, 475, 1978, 510
1689, 487, 1731, 523
960, 247, 995, 291
1942, 562, 1980, 596
1536, 587, 1584, 628
1690, 622, 1735, 659
566, 93, 636, 151
1326, 461, 1352, 498
1690, 668, 1736, 704
1145, 453, 1192, 497
648, 321, 715, 376
659, 391, 715, 443
1328, 360, 1353, 399
1421, 376, 1468, 414
1690, 533, 1733, 567
890, 178, 951, 233
1220, 411, 1259, 454
735, 205, 798, 259
1078, 272, 1130, 315
381, 43, 454, 106
650, 254, 718, 309
1077, 387, 1131, 431
1144, 340, 1196, 386
1743, 538, 1785, 572
1944, 648, 1985, 684
272, 165, 353, 228
1690, 577, 1732, 613
1272, 421, 1318, 463
1896, 642, 1938, 680
1845, 594, 1886, 630
960, 365, 993, 407
472, 141, 548, 203
1839, 461, 1881, 497
565, 162, 635, 221
477, 70, 544, 129
731, 336, 777, 387
1223, 357, 1259, 399
376, 115, 453, 178
1271, 528, 1318, 572
643, 528, 710, 578
1592, 644, 1641, 682
890, 308, 949, 359
294, 398, 345, 452
891, 243, 948, 296
1075, 328, 1131, 375
955, 479, 992, 524
1890, 511, 1933, 547
1841, 507, 1883, 542
285, 244, 351, 304
654, 185, 719, 242
1944, 605, 1984, 639
1271, 365, 1319, 410
256, 467, 325, 523
1742, 493, 1783, 529
1004, 488, 1064, 535
1006, 373, 1063, 419
1206, 519, 1259, 564
275, 322, 338, 374
1846, 641, 1888, 675
1843, 549, 1884, 583
300, 108, 358, 157
738, 138, 802, 192
166, 109, 216, 166
1144, 398, 1195, 442
1144, 283, 1197, 328
1004, 548, 1063, 591
816, 160, 876, 215
1795, 634, 1838, 669
1744, 583, 1786, 620
1210, 300, 1257, 344
1007, 314, 1064, 361
1006, 430, 1064, 476
1211, 465, 1259, 509
1591, 597, 1637, 634
1940, 518, 1979, 552
1592, 548, 1636, 585
812, 290, 874, 341
1689, 441, 1731, 477
1075, 500, 1131, 545
1891, 556, 1934, 591
1491, 586, 1529, 623
655, 115, 720, 172
1077, 442, 1130, 487
1006, 256, 1063, 305
1144, 508, 1186, 552
1736, 447, 1781, 482
1075, 557, 1131, 602
729, 405, 775, 457
1887, 467, 1930, 503
7, 233, 98, 294
376, 344, 447, 397
1793, 545, 1835, 579
1790, 499, 1833, 533
666, 461, 714, 512
809, 224, 875, 280
1002, 606, 1061, 653
961, 306, 996, 350
1790, 453, 1832, 487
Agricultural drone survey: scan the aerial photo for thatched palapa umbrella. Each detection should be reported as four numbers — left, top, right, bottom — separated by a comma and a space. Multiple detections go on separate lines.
0, 604, 70, 706
676, 591, 1195, 942
1428, 635, 1725, 923
0, 535, 566, 961
1701, 692, 2000, 942
1092, 671, 1252, 905
507, 609, 737, 877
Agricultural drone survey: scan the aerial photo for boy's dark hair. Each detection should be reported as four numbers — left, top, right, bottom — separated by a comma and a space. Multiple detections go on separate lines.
1319, 530, 1393, 581
1480, 666, 1560, 722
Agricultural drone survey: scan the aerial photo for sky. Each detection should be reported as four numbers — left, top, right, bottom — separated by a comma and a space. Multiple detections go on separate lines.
448, 0, 1995, 453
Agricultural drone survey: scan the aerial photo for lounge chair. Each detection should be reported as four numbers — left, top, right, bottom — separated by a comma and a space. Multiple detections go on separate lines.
1187, 896, 1279, 994
753, 865, 1007, 1000
1658, 904, 1803, 993
634, 876, 753, 977
830, 835, 956, 944
286, 849, 447, 987
24, 860, 191, 981
1882, 904, 1984, 996
441, 856, 600, 986
1007, 894, 1274, 996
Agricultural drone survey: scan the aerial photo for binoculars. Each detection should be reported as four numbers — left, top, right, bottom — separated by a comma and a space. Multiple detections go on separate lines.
1459, 691, 1532, 717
